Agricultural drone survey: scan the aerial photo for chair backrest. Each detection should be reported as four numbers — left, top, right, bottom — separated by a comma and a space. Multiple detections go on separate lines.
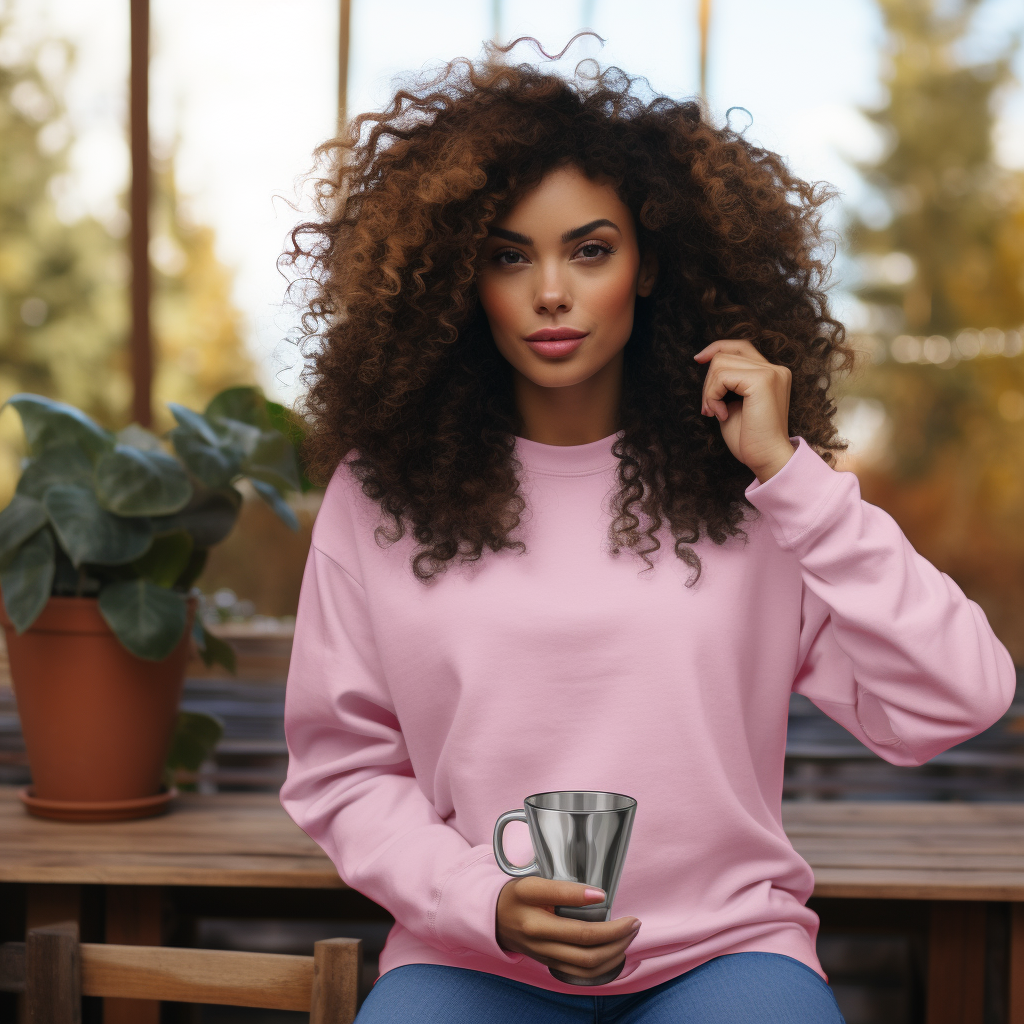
0, 921, 362, 1024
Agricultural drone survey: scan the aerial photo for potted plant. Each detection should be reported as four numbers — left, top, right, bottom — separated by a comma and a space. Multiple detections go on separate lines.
0, 386, 305, 820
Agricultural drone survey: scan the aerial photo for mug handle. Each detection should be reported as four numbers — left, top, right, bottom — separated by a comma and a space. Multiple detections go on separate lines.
492, 809, 539, 877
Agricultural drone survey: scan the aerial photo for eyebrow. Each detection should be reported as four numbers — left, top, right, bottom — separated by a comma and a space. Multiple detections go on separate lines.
561, 219, 620, 243
487, 219, 621, 246
488, 227, 532, 245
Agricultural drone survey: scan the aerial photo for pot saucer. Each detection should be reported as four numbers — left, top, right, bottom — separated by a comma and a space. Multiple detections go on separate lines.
19, 786, 178, 822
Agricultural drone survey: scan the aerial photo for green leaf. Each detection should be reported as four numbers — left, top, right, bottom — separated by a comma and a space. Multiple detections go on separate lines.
169, 426, 241, 489
211, 416, 262, 456
116, 423, 164, 452
5, 394, 114, 460
165, 710, 224, 772
242, 430, 301, 493
0, 495, 48, 563
205, 387, 270, 429
175, 547, 208, 590
50, 545, 100, 598
151, 486, 242, 548
16, 444, 94, 499
266, 400, 305, 444
131, 530, 194, 588
266, 402, 313, 492
95, 445, 193, 516
250, 478, 299, 531
98, 579, 188, 660
192, 617, 237, 673
0, 528, 55, 633
168, 403, 221, 446
43, 485, 153, 567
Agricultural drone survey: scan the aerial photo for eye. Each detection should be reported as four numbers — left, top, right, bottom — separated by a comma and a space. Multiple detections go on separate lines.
493, 248, 529, 266
573, 241, 615, 261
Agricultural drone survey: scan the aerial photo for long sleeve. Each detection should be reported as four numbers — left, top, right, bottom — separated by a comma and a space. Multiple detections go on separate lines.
745, 437, 1017, 766
280, 511, 522, 964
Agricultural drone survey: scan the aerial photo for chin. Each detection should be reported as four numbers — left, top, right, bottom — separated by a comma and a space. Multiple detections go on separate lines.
522, 363, 602, 389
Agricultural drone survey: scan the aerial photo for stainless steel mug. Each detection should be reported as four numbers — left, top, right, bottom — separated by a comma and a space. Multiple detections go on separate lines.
493, 790, 637, 986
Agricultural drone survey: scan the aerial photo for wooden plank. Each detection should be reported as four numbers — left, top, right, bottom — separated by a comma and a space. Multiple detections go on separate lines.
0, 854, 342, 888
812, 870, 1024, 902
7, 788, 1024, 898
25, 922, 81, 1024
0, 792, 322, 857
104, 887, 161, 1024
1010, 904, 1024, 1024
793, 847, 1024, 870
310, 938, 361, 1024
926, 902, 986, 1024
783, 802, 1024, 826
80, 944, 313, 1011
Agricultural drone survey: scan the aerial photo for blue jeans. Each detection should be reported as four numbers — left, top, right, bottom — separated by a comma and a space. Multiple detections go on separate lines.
355, 953, 846, 1023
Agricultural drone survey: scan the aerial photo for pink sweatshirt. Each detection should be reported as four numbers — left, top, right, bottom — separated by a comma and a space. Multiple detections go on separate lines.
280, 432, 1015, 993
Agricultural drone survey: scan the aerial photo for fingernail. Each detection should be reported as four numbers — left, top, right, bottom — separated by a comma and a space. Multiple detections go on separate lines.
630, 921, 641, 933
584, 887, 606, 901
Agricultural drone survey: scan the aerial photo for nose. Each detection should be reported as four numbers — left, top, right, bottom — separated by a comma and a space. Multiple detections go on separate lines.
534, 261, 573, 316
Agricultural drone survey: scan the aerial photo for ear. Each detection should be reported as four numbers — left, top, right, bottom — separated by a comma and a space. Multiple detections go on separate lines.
636, 250, 658, 298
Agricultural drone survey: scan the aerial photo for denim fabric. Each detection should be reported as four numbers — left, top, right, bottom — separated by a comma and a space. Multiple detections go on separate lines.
354, 952, 846, 1023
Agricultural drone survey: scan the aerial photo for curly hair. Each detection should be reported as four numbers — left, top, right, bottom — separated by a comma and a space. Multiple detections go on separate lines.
283, 50, 853, 584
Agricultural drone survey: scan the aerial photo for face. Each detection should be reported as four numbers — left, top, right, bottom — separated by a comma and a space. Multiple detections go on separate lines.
476, 165, 657, 396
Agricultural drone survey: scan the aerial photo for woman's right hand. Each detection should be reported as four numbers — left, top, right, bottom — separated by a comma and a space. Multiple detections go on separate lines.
495, 877, 641, 982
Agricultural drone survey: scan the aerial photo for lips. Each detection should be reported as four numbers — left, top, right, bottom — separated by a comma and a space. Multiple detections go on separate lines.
525, 327, 589, 342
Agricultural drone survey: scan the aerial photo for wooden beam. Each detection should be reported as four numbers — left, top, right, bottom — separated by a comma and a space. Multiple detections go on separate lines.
129, 0, 152, 427
310, 937, 361, 1024
1009, 904, 1024, 1024
698, 0, 711, 98
25, 922, 81, 1024
338, 0, 351, 132
927, 901, 986, 1024
81, 944, 314, 1010
25, 885, 81, 933
103, 886, 161, 1024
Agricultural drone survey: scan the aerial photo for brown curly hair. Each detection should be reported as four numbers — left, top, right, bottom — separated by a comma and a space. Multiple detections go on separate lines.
283, 51, 853, 583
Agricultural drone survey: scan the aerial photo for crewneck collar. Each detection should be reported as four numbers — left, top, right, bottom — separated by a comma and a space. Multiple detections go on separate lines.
513, 430, 622, 477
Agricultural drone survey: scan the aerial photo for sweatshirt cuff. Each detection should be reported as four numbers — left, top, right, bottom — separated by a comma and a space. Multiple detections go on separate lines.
744, 437, 846, 552
433, 849, 526, 965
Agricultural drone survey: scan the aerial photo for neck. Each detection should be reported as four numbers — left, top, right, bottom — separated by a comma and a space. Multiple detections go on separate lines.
512, 350, 623, 446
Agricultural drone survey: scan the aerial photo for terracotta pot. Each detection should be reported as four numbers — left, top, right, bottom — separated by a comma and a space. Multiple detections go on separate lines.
1, 595, 196, 820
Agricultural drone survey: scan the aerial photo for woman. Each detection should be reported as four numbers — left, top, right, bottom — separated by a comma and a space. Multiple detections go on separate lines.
279, 52, 1015, 1023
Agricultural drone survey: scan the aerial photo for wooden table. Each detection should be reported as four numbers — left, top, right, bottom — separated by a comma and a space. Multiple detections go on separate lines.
5, 788, 1024, 1023
0, 786, 350, 1023
785, 800, 1024, 1024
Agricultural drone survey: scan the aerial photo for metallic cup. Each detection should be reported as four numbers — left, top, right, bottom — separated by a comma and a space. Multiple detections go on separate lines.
493, 790, 637, 986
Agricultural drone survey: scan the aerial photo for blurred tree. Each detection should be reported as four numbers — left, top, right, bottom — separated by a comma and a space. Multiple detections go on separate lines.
853, 0, 1023, 339
0, 10, 254, 493
0, 22, 128, 426
846, 0, 1024, 658
150, 155, 255, 432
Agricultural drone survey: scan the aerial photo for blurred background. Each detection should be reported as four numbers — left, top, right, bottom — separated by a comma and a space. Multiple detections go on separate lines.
2, 0, 1023, 643
1, 1, 1024, 1020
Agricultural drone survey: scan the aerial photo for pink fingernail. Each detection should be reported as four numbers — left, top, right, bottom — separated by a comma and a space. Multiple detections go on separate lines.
584, 887, 606, 901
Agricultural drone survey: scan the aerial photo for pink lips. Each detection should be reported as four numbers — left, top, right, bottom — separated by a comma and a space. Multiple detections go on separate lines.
525, 327, 588, 358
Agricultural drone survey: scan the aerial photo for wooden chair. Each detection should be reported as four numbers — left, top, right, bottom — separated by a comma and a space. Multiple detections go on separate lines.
0, 921, 362, 1023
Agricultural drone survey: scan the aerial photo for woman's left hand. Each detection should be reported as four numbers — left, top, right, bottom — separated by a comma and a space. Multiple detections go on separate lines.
694, 339, 795, 483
